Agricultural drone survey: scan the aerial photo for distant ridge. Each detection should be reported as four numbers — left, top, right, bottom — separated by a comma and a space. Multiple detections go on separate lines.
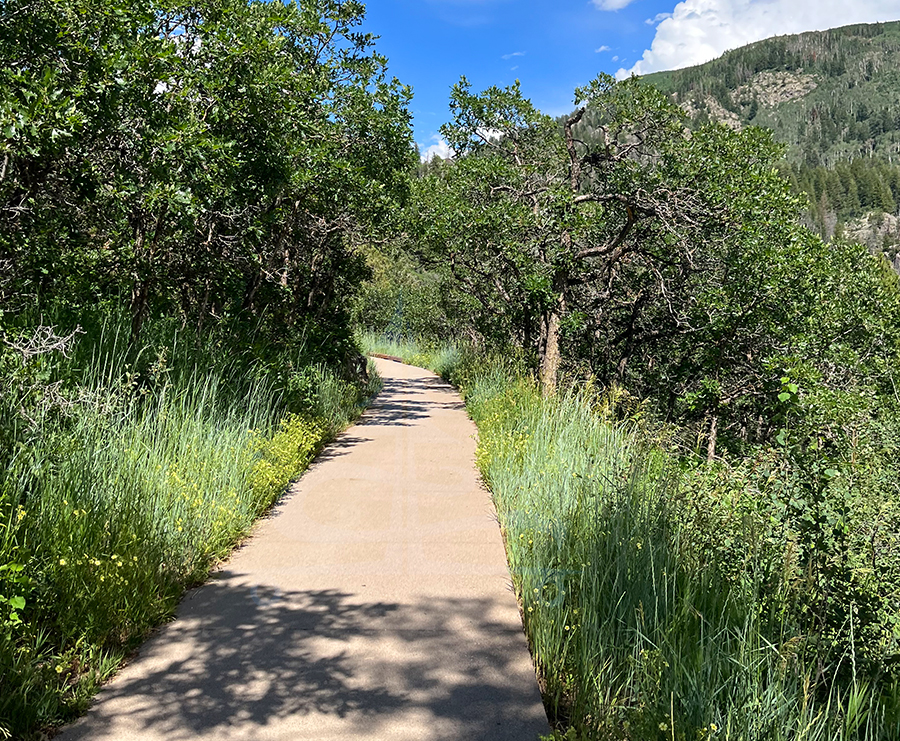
643, 20, 900, 168
641, 21, 900, 253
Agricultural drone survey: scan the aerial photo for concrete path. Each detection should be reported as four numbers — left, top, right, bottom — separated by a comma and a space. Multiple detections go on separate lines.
60, 358, 549, 741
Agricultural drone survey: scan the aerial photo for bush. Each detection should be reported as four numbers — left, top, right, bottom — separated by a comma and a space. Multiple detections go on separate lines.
467, 371, 900, 739
379, 339, 900, 741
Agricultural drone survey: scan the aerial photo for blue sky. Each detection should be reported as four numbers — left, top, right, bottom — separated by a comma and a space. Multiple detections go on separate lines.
359, 0, 900, 159
363, 0, 668, 153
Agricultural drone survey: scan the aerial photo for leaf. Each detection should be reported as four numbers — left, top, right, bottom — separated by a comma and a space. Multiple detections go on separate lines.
8, 596, 25, 611
778, 392, 791, 402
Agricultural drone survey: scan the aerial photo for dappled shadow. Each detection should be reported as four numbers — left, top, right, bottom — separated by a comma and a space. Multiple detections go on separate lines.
59, 361, 546, 740
301, 374, 461, 466
312, 434, 375, 465
61, 580, 547, 740
359, 374, 466, 427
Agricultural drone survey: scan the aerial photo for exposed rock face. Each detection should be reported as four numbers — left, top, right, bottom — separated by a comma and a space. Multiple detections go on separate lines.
680, 97, 742, 129
706, 97, 743, 129
678, 70, 817, 129
736, 71, 818, 108
843, 211, 900, 263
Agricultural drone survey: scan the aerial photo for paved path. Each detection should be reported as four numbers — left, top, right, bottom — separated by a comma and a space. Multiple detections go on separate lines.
60, 358, 548, 741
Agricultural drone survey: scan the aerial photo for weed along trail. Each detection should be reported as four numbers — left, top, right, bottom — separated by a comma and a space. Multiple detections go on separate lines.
59, 357, 548, 741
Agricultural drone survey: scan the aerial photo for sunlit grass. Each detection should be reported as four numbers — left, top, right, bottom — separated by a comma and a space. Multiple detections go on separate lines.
466, 372, 900, 740
0, 323, 376, 738
356, 331, 461, 379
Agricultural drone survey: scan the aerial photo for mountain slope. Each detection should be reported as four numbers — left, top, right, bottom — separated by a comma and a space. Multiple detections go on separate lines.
642, 21, 900, 253
643, 21, 900, 168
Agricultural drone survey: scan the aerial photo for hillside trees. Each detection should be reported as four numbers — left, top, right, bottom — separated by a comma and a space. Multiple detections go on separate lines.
0, 0, 412, 349
645, 21, 900, 169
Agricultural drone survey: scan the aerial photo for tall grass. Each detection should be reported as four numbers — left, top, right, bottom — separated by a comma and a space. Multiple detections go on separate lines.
0, 318, 378, 738
467, 373, 897, 739
372, 336, 900, 740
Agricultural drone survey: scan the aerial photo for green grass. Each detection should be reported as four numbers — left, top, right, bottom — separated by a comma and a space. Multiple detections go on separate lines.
468, 373, 900, 740
371, 335, 900, 740
0, 320, 378, 738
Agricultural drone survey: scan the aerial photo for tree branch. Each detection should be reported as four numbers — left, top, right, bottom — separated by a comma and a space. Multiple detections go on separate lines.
576, 205, 637, 260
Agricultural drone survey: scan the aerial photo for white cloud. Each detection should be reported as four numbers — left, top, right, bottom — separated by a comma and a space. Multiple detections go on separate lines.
595, 45, 611, 52
612, 55, 620, 61
645, 12, 673, 25
618, 0, 900, 79
502, 51, 526, 59
592, 0, 639, 9
477, 127, 504, 142
420, 135, 454, 162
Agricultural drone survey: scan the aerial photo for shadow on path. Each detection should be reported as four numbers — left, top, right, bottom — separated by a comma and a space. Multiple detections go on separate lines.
59, 359, 547, 741
314, 372, 465, 466
63, 581, 542, 740
360, 374, 465, 428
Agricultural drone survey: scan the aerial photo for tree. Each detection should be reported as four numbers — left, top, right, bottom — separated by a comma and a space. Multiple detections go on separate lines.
412, 73, 803, 401
0, 0, 413, 347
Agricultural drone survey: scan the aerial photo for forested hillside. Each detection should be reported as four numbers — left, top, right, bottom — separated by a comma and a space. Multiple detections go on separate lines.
640, 21, 900, 249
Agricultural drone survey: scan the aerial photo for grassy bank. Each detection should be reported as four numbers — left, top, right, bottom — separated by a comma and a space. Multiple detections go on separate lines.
365, 335, 900, 740
0, 319, 379, 738
469, 374, 900, 740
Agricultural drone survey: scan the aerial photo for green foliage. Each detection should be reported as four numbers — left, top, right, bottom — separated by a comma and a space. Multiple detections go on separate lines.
413, 74, 778, 390
0, 0, 413, 342
351, 247, 462, 342
409, 73, 841, 429
455, 352, 900, 739
643, 21, 900, 169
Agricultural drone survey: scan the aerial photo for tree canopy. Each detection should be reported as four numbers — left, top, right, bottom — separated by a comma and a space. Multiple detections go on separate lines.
0, 0, 413, 349
403, 74, 900, 459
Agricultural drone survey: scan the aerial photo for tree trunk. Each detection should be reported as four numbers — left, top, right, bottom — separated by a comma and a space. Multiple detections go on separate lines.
130, 277, 150, 344
242, 272, 262, 314
540, 308, 562, 397
540, 279, 567, 396
707, 413, 718, 462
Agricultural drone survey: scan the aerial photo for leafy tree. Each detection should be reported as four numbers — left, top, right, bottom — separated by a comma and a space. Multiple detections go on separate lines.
411, 74, 804, 407
0, 0, 413, 347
